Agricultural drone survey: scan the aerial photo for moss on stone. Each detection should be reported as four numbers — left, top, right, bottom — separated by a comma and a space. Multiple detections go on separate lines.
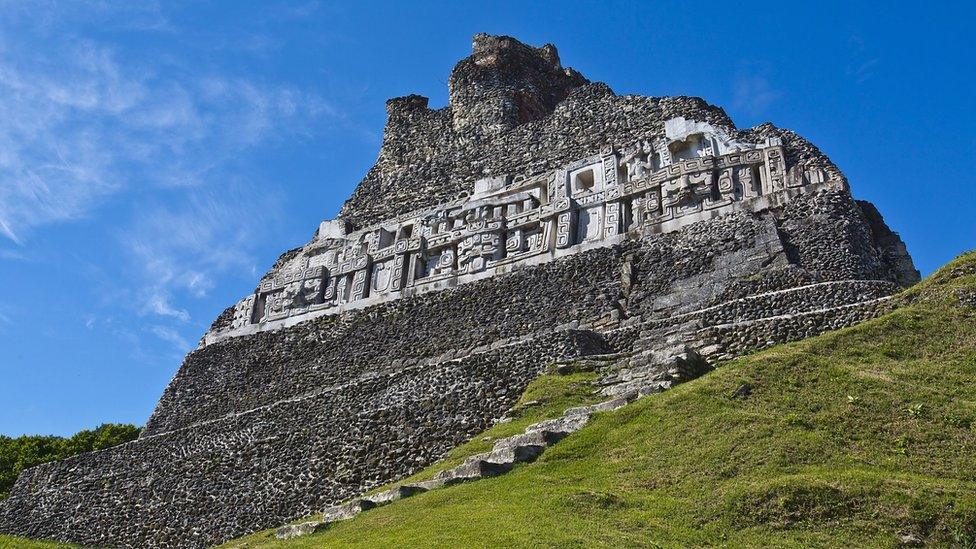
0, 535, 82, 548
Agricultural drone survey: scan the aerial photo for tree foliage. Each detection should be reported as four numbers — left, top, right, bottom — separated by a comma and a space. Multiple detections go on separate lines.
0, 423, 140, 499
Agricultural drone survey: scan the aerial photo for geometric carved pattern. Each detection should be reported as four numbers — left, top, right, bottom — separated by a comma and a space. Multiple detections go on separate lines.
220, 121, 831, 333
604, 201, 621, 238
556, 211, 574, 249
351, 267, 369, 301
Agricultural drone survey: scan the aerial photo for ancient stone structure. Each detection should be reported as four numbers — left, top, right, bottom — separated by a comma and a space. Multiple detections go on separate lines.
203, 115, 812, 346
0, 34, 918, 548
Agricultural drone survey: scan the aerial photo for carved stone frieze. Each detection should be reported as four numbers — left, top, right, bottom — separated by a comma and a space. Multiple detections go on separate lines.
217, 120, 842, 339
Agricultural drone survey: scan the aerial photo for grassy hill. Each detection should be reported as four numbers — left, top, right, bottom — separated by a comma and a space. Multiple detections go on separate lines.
223, 251, 976, 548
7, 251, 975, 548
0, 536, 79, 548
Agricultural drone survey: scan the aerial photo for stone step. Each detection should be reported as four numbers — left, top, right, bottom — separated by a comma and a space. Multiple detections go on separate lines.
276, 520, 326, 540
321, 498, 376, 523
433, 454, 514, 484
271, 378, 685, 541
404, 477, 449, 491
632, 332, 694, 353
524, 413, 590, 438
362, 485, 428, 507
563, 395, 632, 417
604, 380, 673, 398
486, 443, 545, 465
492, 429, 560, 449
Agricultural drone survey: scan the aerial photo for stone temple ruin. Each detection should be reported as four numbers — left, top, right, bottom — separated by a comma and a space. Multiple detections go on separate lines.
0, 34, 918, 548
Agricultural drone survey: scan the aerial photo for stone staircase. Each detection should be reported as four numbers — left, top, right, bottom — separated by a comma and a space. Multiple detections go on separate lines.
274, 358, 689, 541
272, 279, 900, 542
597, 320, 709, 397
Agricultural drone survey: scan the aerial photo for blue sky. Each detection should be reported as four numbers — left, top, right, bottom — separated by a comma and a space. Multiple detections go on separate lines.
0, 1, 973, 437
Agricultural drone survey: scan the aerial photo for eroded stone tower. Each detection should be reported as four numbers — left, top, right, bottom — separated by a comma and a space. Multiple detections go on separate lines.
0, 34, 917, 548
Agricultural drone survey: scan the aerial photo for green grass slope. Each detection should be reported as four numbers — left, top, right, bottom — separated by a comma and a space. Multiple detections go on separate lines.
224, 251, 976, 548
0, 534, 80, 548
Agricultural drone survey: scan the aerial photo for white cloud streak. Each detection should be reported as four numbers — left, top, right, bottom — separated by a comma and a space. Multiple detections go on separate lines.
150, 325, 192, 354
122, 182, 281, 323
846, 35, 879, 85
0, 3, 339, 349
732, 73, 780, 118
0, 18, 332, 244
144, 294, 191, 323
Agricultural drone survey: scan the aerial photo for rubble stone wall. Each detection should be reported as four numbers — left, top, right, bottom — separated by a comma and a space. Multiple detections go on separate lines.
151, 193, 874, 435
145, 242, 624, 435
696, 296, 897, 358
0, 330, 607, 548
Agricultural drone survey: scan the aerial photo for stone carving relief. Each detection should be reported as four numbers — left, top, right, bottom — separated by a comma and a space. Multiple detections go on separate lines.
216, 118, 842, 336
230, 296, 256, 330
458, 232, 503, 274
371, 260, 393, 293
252, 267, 327, 323
620, 141, 653, 182
431, 247, 456, 277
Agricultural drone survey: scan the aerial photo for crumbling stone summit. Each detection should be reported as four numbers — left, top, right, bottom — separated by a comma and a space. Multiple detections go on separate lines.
0, 34, 918, 549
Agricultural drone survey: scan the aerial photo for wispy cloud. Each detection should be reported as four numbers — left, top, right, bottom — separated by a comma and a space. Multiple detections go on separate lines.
0, 2, 341, 358
121, 183, 280, 324
732, 69, 781, 118
144, 294, 191, 323
150, 325, 192, 353
847, 58, 879, 84
846, 34, 879, 85
0, 1, 174, 34
0, 13, 333, 245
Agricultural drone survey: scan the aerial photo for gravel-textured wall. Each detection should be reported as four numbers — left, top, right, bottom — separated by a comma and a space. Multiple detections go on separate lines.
599, 278, 897, 360
778, 190, 894, 281
145, 242, 623, 435
150, 195, 867, 435
0, 330, 607, 548
696, 296, 897, 358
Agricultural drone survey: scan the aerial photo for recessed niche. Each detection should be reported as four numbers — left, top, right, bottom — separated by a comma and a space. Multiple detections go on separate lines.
570, 165, 602, 195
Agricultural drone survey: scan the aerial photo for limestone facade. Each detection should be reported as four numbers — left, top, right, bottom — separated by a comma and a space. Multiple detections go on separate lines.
207, 118, 837, 345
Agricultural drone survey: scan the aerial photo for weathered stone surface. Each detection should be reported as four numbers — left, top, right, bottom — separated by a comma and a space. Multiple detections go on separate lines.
436, 455, 513, 482
321, 499, 374, 523
268, 365, 698, 542
275, 521, 324, 540
957, 289, 976, 308
0, 34, 918, 549
362, 485, 426, 507
486, 442, 545, 465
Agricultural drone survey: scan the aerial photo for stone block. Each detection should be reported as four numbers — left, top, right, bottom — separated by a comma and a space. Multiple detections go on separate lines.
363, 485, 427, 507
276, 521, 325, 540
322, 499, 376, 523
